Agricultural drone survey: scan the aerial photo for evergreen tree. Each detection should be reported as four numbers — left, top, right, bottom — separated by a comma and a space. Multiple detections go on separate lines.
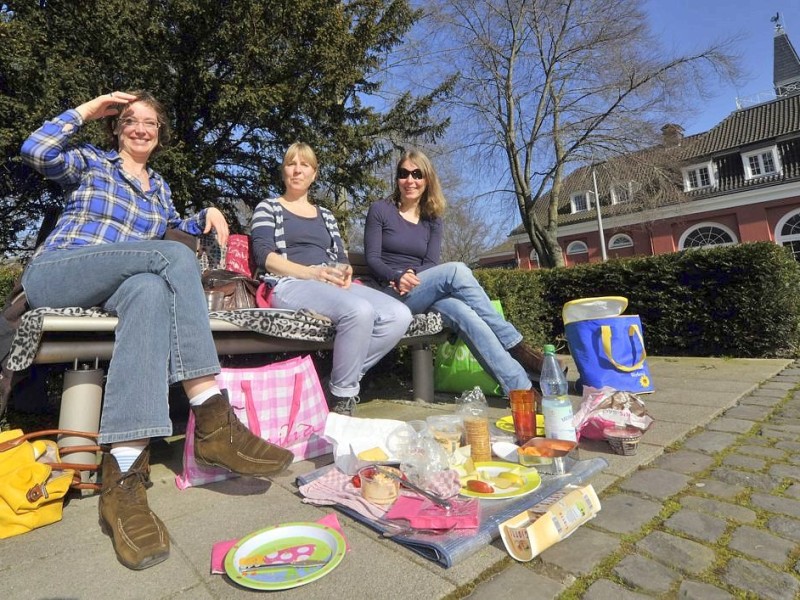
0, 0, 453, 253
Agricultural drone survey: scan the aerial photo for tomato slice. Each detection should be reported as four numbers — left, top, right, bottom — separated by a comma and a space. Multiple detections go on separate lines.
466, 479, 494, 494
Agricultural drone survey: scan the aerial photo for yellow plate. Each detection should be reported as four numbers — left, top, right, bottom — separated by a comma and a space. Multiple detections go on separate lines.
459, 461, 542, 500
496, 415, 545, 437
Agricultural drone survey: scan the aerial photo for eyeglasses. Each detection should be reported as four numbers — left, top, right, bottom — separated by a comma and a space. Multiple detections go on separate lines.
396, 168, 424, 180
119, 118, 160, 132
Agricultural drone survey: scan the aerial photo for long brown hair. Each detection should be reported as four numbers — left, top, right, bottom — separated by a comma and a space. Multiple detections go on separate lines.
391, 149, 446, 220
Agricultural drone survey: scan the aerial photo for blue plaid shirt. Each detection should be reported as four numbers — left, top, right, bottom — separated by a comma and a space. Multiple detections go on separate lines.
21, 109, 206, 254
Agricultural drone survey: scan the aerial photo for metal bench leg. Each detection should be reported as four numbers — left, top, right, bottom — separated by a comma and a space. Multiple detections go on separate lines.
411, 343, 435, 403
57, 360, 103, 492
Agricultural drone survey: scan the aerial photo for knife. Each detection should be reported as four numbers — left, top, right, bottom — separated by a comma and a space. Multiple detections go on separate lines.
240, 559, 329, 573
374, 465, 453, 510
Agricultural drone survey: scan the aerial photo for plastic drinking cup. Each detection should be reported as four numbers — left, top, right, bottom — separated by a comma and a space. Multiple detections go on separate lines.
511, 408, 536, 444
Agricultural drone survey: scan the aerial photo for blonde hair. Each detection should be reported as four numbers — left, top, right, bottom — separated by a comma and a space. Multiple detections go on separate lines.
392, 149, 446, 219
282, 142, 318, 172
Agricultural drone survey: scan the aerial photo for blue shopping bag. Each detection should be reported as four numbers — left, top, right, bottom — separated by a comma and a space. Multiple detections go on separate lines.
563, 297, 654, 394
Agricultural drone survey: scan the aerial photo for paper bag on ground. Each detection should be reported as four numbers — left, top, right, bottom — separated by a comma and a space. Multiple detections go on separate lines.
499, 484, 601, 561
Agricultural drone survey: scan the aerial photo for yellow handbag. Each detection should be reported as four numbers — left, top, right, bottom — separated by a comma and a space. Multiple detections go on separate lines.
0, 429, 95, 539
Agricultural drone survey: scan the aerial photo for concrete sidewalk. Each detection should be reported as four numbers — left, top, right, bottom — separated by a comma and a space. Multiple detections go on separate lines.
1, 356, 796, 600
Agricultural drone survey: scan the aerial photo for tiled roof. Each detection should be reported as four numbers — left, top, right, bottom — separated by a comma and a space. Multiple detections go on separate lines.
688, 93, 800, 156
482, 237, 518, 256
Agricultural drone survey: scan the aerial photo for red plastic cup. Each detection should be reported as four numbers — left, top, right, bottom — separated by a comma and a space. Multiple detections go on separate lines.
510, 389, 539, 444
511, 408, 536, 444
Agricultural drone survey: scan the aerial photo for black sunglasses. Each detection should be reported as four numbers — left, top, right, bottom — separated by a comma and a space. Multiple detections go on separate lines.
396, 168, 424, 180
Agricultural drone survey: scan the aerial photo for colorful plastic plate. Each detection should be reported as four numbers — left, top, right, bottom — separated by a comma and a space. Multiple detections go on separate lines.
224, 522, 346, 591
459, 461, 542, 500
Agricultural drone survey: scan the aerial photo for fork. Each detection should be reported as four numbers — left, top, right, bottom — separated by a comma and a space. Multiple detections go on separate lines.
376, 519, 457, 538
374, 465, 454, 510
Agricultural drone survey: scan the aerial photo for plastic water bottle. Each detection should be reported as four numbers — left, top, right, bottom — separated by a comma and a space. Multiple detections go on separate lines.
540, 344, 577, 442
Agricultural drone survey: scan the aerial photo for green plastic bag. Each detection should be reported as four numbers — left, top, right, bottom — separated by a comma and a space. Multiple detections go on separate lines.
434, 300, 504, 397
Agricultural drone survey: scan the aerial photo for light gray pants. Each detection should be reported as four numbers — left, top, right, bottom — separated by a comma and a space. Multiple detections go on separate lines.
272, 279, 413, 397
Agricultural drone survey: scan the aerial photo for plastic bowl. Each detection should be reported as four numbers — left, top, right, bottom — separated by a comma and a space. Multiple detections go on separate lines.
358, 466, 402, 506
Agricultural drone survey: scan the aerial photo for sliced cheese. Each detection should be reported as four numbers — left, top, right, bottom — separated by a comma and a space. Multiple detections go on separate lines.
357, 447, 389, 461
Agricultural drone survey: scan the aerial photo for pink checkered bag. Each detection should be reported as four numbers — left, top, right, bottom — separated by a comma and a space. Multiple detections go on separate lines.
176, 355, 332, 489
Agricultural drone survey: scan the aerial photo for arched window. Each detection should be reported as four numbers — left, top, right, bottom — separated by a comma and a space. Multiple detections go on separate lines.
529, 249, 539, 267
775, 208, 800, 261
608, 234, 634, 250
678, 222, 737, 249
566, 241, 589, 255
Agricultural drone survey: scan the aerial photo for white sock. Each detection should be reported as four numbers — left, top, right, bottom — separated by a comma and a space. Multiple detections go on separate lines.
189, 385, 222, 407
110, 442, 147, 473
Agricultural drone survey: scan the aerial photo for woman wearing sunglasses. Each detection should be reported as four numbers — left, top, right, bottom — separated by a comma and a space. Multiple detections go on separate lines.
250, 142, 412, 416
364, 149, 563, 397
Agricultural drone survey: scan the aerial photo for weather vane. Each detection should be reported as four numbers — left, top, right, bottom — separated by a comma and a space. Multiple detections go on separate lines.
771, 12, 782, 27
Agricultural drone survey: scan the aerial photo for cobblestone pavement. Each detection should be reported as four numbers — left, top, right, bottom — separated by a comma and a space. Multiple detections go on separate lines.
469, 363, 800, 600
1, 357, 794, 600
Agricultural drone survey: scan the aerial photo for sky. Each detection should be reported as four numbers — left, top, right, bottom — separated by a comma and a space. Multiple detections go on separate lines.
645, 1, 800, 135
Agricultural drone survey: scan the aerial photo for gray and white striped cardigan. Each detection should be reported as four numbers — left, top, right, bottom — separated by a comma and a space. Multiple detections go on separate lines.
251, 197, 344, 285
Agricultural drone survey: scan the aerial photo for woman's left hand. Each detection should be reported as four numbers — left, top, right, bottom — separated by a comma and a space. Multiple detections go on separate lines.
204, 207, 229, 247
397, 270, 420, 294
339, 264, 353, 289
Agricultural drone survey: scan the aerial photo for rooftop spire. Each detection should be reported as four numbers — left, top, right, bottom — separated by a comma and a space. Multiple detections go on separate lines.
774, 14, 800, 97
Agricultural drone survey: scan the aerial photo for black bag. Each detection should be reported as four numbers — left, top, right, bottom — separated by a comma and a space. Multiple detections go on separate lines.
201, 269, 259, 310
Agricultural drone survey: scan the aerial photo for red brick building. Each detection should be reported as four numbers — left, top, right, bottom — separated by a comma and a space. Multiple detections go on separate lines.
480, 22, 800, 269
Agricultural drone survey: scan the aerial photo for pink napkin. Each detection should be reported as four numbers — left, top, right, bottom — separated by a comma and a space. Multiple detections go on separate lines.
210, 513, 348, 574
384, 496, 480, 530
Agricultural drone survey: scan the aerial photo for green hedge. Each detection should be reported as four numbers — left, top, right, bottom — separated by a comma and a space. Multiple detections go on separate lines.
477, 242, 800, 359
0, 265, 22, 304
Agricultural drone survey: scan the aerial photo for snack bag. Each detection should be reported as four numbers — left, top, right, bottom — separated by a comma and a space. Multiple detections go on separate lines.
573, 386, 653, 441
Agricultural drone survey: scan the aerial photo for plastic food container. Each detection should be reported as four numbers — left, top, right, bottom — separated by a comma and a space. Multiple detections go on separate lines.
517, 438, 577, 474
358, 466, 402, 506
603, 426, 643, 456
426, 415, 464, 456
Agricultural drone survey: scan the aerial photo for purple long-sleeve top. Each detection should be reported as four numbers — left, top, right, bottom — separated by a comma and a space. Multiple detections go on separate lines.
364, 198, 443, 284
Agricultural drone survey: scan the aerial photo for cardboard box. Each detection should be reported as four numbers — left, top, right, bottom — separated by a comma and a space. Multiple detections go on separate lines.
499, 484, 601, 561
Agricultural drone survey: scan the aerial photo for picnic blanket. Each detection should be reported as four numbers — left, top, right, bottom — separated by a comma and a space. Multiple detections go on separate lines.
296, 456, 608, 568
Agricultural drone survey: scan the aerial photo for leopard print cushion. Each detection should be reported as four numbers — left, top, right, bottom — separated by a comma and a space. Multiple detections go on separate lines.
6, 307, 444, 372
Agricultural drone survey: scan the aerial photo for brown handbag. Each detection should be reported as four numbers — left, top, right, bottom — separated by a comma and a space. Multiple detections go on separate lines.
201, 269, 259, 310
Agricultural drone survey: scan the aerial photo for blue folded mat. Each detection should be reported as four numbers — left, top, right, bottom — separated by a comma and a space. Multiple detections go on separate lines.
296, 456, 607, 568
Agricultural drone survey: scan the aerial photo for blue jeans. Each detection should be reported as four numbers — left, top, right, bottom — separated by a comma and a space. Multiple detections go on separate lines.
272, 279, 412, 397
396, 262, 530, 395
22, 241, 220, 444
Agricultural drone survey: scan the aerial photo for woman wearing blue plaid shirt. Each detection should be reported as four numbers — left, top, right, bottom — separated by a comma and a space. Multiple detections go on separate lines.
20, 91, 293, 570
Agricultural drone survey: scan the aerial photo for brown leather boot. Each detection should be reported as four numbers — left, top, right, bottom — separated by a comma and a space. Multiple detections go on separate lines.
509, 342, 567, 375
99, 449, 170, 570
192, 393, 294, 476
